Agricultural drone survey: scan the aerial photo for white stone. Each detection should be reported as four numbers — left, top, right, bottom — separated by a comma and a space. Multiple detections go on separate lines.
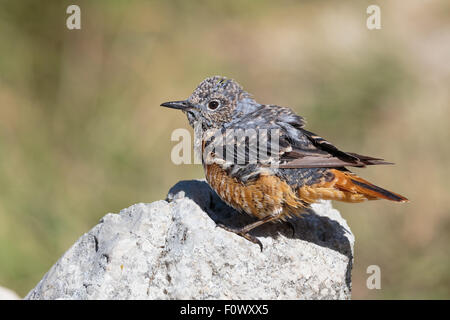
0, 286, 20, 300
26, 180, 354, 300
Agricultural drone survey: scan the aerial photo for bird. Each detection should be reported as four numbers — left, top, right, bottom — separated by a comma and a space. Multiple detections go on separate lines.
161, 76, 408, 250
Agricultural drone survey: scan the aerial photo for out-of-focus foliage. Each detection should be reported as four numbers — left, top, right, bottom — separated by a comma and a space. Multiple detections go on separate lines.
0, 0, 449, 298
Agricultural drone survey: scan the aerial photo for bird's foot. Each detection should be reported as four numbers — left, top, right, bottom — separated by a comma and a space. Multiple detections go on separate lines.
217, 223, 263, 252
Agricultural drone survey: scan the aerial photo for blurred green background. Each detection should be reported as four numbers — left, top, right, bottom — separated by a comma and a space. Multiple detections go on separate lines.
0, 0, 449, 299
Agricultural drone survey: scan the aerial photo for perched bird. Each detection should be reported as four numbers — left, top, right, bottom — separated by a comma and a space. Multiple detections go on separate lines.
161, 76, 408, 250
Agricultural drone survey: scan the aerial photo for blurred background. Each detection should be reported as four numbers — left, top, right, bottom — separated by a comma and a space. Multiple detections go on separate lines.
0, 0, 449, 299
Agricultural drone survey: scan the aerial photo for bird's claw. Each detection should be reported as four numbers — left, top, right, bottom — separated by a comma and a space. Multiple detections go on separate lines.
217, 223, 263, 252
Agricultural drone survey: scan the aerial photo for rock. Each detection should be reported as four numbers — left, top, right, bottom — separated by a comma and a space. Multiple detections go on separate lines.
25, 180, 354, 300
0, 286, 21, 300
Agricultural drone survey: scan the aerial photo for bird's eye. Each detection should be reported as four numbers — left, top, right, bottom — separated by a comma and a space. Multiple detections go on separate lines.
207, 100, 220, 110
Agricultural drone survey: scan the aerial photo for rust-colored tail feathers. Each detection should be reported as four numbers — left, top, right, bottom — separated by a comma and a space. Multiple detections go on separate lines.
331, 169, 408, 203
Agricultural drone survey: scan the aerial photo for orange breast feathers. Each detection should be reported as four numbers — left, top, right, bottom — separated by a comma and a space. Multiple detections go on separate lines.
204, 164, 408, 221
204, 163, 305, 220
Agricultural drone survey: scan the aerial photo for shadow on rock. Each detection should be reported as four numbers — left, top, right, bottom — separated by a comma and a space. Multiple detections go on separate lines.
167, 179, 354, 289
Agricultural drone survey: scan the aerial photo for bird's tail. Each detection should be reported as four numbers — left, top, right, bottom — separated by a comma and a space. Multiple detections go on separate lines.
330, 169, 409, 203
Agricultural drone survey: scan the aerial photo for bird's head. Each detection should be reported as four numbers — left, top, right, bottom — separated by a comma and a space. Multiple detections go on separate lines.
161, 76, 258, 130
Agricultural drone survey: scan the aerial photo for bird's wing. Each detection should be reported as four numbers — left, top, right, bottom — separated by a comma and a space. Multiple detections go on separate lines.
203, 105, 391, 182
278, 128, 393, 168
204, 105, 298, 167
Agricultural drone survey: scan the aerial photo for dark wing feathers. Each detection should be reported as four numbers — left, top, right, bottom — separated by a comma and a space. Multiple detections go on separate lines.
210, 104, 392, 169
278, 129, 393, 168
300, 129, 360, 162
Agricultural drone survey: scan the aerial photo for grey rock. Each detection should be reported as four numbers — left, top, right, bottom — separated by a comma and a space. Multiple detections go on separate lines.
26, 180, 354, 300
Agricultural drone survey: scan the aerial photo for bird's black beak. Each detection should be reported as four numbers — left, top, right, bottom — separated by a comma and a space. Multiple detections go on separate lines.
160, 100, 192, 110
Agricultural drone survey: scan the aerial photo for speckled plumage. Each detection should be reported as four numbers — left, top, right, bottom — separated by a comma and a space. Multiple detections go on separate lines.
161, 76, 408, 250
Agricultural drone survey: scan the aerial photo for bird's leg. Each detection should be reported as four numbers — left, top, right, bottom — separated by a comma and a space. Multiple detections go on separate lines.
217, 215, 279, 251
218, 224, 264, 251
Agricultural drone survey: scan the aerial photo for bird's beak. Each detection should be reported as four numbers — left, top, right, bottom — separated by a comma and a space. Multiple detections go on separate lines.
160, 100, 193, 110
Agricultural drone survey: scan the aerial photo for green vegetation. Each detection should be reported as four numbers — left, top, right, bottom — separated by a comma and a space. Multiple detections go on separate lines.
0, 0, 449, 298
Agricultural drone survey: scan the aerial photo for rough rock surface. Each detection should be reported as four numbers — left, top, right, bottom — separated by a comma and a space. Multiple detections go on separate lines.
26, 180, 354, 300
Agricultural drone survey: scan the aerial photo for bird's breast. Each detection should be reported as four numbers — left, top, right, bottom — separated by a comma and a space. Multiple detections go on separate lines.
204, 163, 303, 219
